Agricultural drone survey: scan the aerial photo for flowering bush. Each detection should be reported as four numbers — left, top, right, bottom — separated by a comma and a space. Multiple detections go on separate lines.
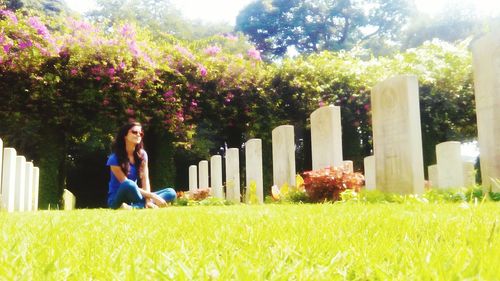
302, 167, 364, 202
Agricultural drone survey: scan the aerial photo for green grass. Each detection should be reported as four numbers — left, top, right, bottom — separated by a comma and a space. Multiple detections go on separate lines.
1, 203, 499, 280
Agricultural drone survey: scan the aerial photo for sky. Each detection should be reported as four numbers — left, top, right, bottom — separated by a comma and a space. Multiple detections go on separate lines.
64, 0, 500, 25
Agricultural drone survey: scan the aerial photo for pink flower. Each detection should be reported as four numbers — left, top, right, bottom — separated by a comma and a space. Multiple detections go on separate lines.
176, 110, 184, 122
128, 41, 140, 57
107, 68, 115, 76
68, 18, 93, 32
3, 43, 13, 53
225, 92, 234, 103
102, 99, 110, 106
204, 45, 221, 56
223, 33, 238, 41
126, 108, 135, 116
119, 62, 126, 69
175, 45, 193, 59
119, 24, 136, 39
318, 100, 325, 107
198, 64, 207, 77
364, 104, 370, 111
70, 69, 78, 76
163, 90, 174, 99
28, 17, 50, 39
18, 40, 33, 50
247, 48, 261, 60
1, 10, 18, 24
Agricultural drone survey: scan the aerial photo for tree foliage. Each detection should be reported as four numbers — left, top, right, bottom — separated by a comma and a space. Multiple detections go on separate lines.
235, 0, 412, 59
88, 0, 232, 40
1, 0, 69, 15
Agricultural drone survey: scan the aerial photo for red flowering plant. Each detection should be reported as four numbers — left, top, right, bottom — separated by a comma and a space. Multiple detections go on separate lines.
302, 166, 364, 203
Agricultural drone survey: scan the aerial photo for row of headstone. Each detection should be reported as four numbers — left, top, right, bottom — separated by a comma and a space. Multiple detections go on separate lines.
188, 104, 352, 203
0, 138, 40, 212
188, 29, 499, 197
362, 28, 499, 192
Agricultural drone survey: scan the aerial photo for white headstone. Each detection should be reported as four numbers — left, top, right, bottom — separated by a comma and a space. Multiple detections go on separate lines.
272, 125, 296, 188
189, 165, 198, 192
363, 156, 376, 190
342, 160, 353, 173
1, 148, 17, 212
245, 139, 263, 204
62, 189, 76, 210
210, 155, 223, 199
311, 105, 343, 170
428, 164, 438, 188
198, 160, 209, 189
472, 29, 500, 192
24, 162, 34, 211
225, 148, 240, 203
32, 167, 40, 211
14, 156, 26, 211
436, 141, 464, 188
463, 162, 476, 187
371, 75, 425, 194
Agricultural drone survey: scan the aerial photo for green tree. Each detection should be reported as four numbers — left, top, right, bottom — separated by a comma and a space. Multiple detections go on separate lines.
235, 0, 412, 59
1, 0, 69, 15
88, 0, 232, 40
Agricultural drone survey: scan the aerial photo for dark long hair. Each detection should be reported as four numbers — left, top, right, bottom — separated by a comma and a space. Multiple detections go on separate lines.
112, 122, 145, 178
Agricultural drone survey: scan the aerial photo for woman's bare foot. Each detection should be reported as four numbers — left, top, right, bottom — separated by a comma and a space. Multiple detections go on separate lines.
119, 203, 132, 210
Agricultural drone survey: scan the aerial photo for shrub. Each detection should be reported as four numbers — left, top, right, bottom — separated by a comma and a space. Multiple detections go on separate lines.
302, 167, 364, 203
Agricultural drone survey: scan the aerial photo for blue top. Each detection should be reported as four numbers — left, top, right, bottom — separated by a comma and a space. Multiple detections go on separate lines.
106, 150, 148, 206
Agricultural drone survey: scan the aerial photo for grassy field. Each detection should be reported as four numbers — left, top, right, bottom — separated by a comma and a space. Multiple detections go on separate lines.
0, 203, 499, 280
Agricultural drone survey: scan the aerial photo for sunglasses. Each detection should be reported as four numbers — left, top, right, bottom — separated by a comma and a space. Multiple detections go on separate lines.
130, 130, 144, 137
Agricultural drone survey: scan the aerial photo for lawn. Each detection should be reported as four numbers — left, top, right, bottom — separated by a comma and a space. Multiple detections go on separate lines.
0, 203, 499, 280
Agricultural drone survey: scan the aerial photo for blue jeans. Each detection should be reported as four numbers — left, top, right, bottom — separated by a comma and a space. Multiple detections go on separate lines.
109, 179, 177, 209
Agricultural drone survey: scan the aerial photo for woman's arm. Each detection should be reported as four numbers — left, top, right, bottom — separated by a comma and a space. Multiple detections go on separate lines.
141, 160, 166, 207
110, 166, 128, 183
110, 165, 156, 202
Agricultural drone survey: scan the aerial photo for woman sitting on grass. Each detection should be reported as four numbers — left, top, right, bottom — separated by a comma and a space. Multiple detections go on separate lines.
106, 122, 176, 209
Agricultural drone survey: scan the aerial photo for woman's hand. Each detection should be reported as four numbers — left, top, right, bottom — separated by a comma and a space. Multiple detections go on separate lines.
150, 193, 167, 207
145, 201, 158, 209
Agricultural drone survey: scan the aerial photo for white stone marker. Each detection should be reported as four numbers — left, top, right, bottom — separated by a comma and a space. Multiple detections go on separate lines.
436, 141, 464, 188
311, 105, 343, 170
245, 138, 263, 204
33, 167, 40, 211
62, 189, 76, 210
272, 125, 296, 189
210, 155, 224, 199
363, 156, 376, 190
198, 160, 209, 189
342, 160, 354, 173
225, 148, 240, 203
427, 164, 439, 188
14, 156, 26, 211
24, 162, 34, 211
189, 165, 198, 192
371, 75, 425, 194
1, 148, 17, 212
428, 164, 438, 188
463, 162, 476, 187
472, 29, 500, 192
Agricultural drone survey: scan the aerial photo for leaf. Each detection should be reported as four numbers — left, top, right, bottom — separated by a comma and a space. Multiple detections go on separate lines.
296, 174, 305, 192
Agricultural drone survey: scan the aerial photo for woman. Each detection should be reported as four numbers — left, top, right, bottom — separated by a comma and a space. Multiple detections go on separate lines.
107, 122, 176, 209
